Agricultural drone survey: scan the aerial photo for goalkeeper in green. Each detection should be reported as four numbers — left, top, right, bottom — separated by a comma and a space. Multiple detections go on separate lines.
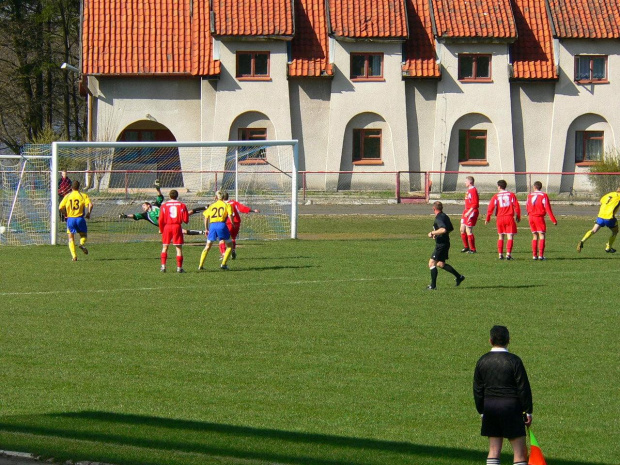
119, 180, 205, 235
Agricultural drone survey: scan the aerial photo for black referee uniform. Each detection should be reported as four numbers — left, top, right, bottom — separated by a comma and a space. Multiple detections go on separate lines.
473, 349, 533, 439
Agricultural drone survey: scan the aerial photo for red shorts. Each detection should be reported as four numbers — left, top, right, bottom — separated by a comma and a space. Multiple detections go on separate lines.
227, 222, 241, 240
528, 216, 546, 233
161, 224, 184, 245
496, 216, 517, 234
461, 210, 479, 227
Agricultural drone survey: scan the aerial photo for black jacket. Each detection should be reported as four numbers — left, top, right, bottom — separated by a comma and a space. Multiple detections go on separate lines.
473, 350, 533, 414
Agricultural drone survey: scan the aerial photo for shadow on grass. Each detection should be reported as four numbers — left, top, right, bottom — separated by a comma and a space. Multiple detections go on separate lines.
466, 285, 544, 290
0, 411, 613, 465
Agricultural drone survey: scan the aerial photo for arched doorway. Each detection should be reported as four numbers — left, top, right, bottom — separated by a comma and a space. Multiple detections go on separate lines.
111, 121, 183, 188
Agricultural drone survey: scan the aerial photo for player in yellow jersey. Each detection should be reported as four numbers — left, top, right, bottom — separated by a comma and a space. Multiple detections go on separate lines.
198, 190, 235, 270
577, 188, 620, 253
59, 180, 93, 261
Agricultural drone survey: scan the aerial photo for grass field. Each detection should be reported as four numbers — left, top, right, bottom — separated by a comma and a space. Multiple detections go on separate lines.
0, 214, 618, 465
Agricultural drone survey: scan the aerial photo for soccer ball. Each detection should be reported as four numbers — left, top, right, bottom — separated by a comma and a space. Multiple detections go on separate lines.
0, 226, 5, 234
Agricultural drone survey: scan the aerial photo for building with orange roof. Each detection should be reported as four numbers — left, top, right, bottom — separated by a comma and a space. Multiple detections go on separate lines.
81, 0, 620, 194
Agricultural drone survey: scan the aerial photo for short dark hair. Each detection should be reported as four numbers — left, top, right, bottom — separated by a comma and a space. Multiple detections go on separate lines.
490, 325, 510, 346
169, 190, 179, 200
533, 181, 542, 190
433, 201, 443, 212
497, 180, 507, 190
72, 180, 80, 190
223, 192, 229, 200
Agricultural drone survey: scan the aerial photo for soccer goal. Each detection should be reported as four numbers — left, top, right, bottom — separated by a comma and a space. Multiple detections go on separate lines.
1, 140, 298, 246
0, 146, 53, 245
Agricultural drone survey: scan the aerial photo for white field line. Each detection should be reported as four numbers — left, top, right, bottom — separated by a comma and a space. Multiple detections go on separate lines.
0, 277, 411, 297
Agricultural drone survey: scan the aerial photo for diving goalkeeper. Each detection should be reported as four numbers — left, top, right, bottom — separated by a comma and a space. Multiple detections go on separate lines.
118, 180, 205, 235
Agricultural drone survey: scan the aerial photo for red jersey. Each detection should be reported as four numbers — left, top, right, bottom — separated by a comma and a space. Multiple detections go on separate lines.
464, 186, 479, 211
227, 200, 252, 225
486, 191, 521, 221
527, 191, 557, 222
158, 200, 189, 230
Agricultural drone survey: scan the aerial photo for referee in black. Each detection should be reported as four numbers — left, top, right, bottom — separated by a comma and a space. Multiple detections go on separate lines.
427, 201, 465, 290
473, 325, 533, 465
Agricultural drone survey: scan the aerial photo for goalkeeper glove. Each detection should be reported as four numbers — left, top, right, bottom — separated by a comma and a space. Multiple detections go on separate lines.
119, 213, 128, 219
153, 179, 161, 188
192, 206, 206, 213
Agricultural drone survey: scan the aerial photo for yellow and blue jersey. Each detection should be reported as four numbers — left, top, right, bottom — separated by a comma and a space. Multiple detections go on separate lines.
597, 192, 620, 220
204, 200, 234, 224
59, 191, 91, 218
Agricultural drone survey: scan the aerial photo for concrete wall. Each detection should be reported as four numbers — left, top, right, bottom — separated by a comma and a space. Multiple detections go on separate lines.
88, 38, 620, 196
550, 40, 620, 193
432, 42, 516, 192
324, 40, 409, 190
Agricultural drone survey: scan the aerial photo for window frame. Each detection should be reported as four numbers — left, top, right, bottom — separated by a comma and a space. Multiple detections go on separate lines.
238, 128, 268, 164
458, 54, 492, 82
575, 130, 604, 164
236, 51, 271, 80
352, 129, 382, 165
350, 53, 384, 81
574, 55, 608, 84
459, 129, 488, 165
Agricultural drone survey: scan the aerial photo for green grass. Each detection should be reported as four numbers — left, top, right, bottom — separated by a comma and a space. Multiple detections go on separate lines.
0, 215, 618, 465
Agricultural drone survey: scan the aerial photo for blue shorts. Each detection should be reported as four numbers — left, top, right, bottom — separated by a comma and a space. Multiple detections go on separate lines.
66, 217, 87, 234
207, 222, 231, 242
595, 217, 617, 229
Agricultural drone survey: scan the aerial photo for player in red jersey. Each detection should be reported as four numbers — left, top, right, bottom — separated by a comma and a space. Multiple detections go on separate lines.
460, 176, 480, 253
218, 192, 260, 259
485, 180, 521, 260
526, 181, 557, 260
158, 189, 189, 273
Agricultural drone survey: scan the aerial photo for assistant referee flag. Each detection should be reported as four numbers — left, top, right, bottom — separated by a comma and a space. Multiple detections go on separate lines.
528, 428, 547, 465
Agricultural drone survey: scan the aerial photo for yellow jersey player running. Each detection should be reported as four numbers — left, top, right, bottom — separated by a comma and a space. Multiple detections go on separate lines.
199, 190, 235, 270
578, 187, 620, 253
59, 180, 93, 261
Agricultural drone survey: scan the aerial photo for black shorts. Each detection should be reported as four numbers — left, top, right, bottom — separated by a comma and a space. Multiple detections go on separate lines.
481, 397, 526, 439
431, 243, 450, 262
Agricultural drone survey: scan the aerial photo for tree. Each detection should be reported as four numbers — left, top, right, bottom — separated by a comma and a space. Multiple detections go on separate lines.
0, 0, 84, 154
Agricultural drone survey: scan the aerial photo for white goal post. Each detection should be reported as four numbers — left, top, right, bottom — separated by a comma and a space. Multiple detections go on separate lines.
49, 140, 299, 245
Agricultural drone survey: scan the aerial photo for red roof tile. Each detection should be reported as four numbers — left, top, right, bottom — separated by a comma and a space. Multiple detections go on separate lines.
327, 0, 408, 39
547, 0, 620, 38
510, 0, 557, 80
289, 0, 333, 77
82, 0, 220, 76
402, 0, 441, 78
431, 0, 518, 40
211, 0, 295, 38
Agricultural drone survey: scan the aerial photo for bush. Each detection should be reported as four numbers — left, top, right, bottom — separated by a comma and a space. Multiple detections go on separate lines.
588, 148, 620, 197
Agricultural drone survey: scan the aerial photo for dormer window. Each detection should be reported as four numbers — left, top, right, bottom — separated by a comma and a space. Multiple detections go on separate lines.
237, 52, 270, 79
575, 55, 607, 83
351, 53, 383, 80
458, 54, 491, 82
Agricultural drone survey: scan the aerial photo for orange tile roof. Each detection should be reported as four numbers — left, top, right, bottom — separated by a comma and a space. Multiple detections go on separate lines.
327, 0, 409, 39
510, 0, 557, 80
211, 0, 295, 38
82, 0, 220, 76
431, 0, 518, 40
546, 0, 620, 38
289, 0, 333, 77
402, 0, 441, 78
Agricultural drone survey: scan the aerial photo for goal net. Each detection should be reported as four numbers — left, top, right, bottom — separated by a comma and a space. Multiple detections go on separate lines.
1, 140, 298, 246
0, 147, 53, 245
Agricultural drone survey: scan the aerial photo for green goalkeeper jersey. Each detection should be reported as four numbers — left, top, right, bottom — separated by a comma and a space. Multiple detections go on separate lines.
133, 206, 160, 226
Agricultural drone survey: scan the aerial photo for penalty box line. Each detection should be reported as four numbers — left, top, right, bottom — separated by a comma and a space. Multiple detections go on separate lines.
0, 277, 411, 297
